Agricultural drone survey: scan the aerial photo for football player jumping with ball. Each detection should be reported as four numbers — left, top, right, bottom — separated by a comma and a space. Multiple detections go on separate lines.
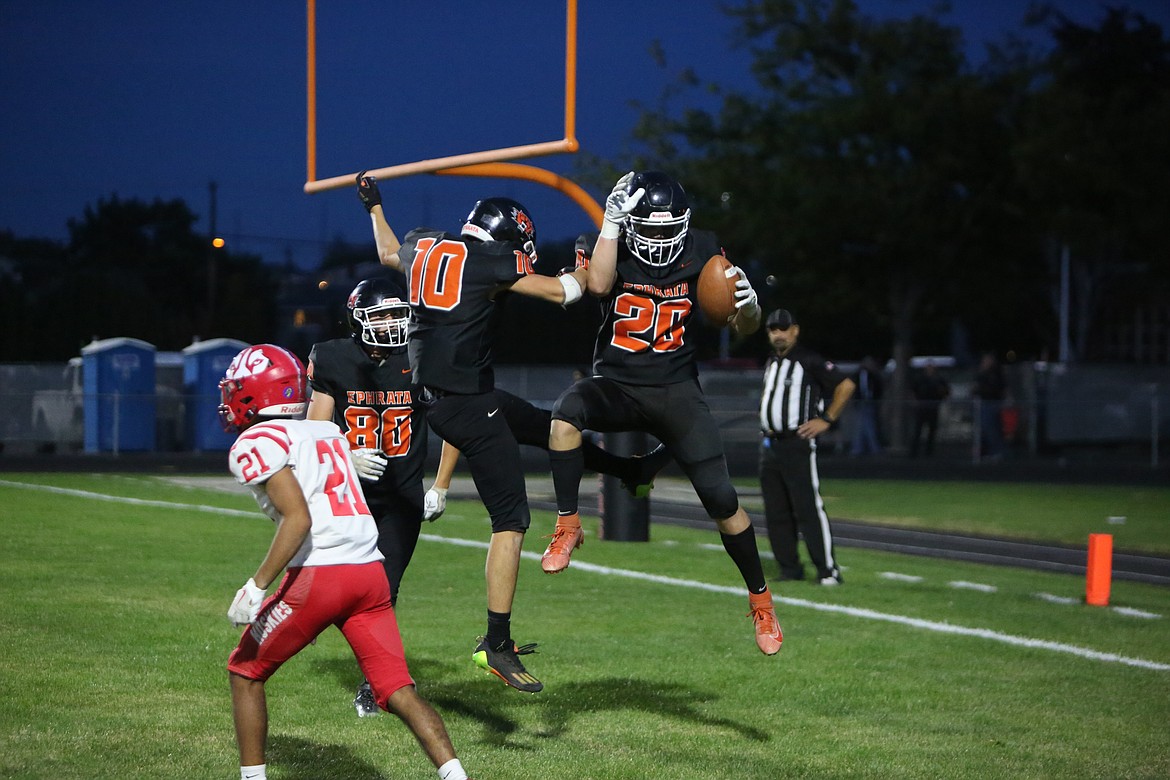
544, 170, 784, 656
218, 344, 472, 780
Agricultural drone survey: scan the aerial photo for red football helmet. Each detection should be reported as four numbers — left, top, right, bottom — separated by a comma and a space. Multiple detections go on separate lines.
217, 344, 308, 433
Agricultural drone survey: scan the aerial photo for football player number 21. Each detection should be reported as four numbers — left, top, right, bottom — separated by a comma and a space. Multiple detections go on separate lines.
612, 293, 690, 353
317, 438, 371, 517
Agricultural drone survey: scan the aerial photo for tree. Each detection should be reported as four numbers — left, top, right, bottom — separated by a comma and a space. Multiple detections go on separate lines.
1008, 5, 1170, 361
616, 0, 1170, 451
627, 0, 1024, 448
0, 232, 68, 359
2, 195, 278, 360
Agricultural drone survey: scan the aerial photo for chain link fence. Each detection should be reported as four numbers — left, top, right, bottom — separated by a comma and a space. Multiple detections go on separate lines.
1, 362, 1166, 471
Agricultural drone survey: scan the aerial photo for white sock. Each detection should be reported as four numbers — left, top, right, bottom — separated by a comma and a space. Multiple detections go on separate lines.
437, 757, 468, 780
240, 764, 266, 780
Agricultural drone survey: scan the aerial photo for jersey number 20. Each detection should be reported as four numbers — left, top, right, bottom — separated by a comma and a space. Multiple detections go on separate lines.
612, 293, 691, 353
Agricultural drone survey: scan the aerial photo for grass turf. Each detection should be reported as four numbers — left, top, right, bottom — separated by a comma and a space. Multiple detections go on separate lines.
0, 474, 1167, 779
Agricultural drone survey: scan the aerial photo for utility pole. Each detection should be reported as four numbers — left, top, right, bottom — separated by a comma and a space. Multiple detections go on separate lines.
1059, 244, 1070, 363
206, 181, 218, 335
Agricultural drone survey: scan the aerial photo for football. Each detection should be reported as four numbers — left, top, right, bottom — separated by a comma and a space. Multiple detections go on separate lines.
697, 254, 737, 325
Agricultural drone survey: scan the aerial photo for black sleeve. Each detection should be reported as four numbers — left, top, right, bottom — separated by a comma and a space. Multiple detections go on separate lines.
805, 350, 850, 395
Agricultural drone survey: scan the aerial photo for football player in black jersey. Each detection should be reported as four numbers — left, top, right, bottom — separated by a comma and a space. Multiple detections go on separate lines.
357, 172, 588, 693
306, 275, 431, 716
545, 170, 784, 656
310, 273, 668, 708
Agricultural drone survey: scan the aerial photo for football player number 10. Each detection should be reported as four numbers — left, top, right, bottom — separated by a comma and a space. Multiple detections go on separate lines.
408, 237, 534, 311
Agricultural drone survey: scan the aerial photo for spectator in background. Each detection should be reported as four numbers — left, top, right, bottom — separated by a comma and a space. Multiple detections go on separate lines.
910, 360, 951, 458
974, 352, 1006, 460
849, 356, 884, 456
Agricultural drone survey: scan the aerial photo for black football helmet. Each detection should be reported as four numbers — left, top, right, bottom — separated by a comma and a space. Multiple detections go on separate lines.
460, 197, 538, 265
346, 277, 411, 350
624, 171, 690, 269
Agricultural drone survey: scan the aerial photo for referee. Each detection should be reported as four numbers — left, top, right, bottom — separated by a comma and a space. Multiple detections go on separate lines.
758, 309, 856, 585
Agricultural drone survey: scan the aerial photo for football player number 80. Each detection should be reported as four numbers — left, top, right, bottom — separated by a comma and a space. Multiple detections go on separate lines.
344, 406, 412, 457
612, 293, 690, 353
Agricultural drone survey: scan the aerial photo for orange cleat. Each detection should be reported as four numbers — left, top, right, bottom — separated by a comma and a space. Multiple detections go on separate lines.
541, 515, 584, 574
748, 588, 783, 655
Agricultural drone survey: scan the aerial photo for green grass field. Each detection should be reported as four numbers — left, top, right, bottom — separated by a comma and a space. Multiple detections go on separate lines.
1, 473, 1168, 779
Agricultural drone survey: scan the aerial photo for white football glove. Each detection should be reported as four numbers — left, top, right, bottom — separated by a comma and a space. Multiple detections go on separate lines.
227, 578, 266, 626
600, 171, 645, 239
423, 486, 448, 522
350, 447, 388, 482
726, 265, 761, 318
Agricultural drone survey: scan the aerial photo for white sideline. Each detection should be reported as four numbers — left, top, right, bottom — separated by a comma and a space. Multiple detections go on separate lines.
4, 478, 1167, 672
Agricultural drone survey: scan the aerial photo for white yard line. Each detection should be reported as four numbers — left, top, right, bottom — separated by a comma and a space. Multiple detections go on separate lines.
4, 478, 1167, 672
949, 580, 998, 592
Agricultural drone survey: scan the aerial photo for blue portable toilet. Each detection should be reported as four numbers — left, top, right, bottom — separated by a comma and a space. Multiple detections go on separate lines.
183, 338, 250, 451
82, 337, 157, 453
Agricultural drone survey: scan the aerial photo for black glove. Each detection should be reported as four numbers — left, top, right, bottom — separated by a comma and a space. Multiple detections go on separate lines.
356, 170, 381, 213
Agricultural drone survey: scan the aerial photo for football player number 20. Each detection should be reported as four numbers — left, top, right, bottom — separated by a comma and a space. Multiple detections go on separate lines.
612, 293, 690, 353
317, 438, 371, 517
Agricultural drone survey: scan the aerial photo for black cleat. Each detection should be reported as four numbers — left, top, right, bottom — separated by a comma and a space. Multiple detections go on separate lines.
621, 443, 672, 498
471, 637, 543, 693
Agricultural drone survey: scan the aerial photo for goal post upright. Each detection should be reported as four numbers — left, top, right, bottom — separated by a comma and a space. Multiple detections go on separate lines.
303, 0, 598, 226
306, 0, 317, 185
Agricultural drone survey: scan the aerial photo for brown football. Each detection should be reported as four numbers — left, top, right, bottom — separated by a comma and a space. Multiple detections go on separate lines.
697, 254, 737, 325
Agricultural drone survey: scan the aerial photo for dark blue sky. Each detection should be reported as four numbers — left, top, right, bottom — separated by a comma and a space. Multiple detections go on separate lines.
3, 1, 1167, 270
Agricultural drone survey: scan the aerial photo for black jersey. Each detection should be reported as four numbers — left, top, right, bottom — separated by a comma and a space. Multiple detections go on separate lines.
307, 338, 425, 499
399, 228, 533, 394
576, 229, 723, 386
759, 344, 851, 434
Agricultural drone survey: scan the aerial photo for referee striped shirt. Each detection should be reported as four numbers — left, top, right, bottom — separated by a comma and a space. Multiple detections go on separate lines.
760, 344, 850, 435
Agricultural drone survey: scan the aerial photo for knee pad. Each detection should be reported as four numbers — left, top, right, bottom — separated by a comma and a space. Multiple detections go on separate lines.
698, 482, 739, 521
690, 457, 739, 519
551, 388, 587, 430
489, 505, 531, 534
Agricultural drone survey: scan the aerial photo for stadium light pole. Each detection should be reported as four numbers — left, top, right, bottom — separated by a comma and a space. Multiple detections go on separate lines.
1058, 244, 1070, 363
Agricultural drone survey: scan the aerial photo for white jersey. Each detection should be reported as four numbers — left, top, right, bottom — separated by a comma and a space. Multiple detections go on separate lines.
228, 419, 383, 569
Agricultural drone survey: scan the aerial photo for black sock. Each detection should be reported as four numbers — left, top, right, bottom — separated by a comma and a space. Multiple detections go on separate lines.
549, 447, 584, 516
486, 610, 511, 650
581, 439, 633, 482
721, 526, 768, 594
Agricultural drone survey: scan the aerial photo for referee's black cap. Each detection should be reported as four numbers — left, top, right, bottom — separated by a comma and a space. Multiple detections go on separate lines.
766, 309, 796, 330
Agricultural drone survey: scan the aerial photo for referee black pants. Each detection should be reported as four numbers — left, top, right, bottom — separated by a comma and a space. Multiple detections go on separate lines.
758, 434, 838, 581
